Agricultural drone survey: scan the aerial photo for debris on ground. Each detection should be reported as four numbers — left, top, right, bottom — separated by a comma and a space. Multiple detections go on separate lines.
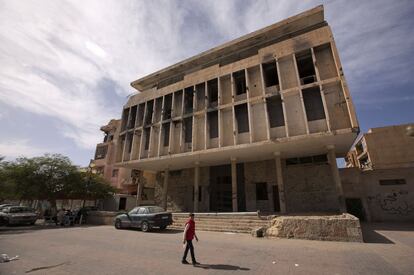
0, 254, 19, 263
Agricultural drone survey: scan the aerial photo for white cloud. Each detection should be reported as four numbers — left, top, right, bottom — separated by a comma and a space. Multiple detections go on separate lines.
0, 0, 412, 155
0, 139, 46, 159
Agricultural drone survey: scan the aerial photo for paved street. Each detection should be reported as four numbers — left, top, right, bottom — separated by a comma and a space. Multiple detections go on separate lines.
1, 223, 414, 275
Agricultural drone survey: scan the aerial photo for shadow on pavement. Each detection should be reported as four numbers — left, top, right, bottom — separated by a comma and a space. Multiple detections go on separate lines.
123, 227, 183, 234
194, 263, 250, 271
361, 223, 395, 244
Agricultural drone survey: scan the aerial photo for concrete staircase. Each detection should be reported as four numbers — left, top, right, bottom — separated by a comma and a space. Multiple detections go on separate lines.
170, 213, 273, 234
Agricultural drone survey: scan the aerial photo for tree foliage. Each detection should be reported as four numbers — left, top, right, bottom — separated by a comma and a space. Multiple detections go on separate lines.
0, 154, 116, 204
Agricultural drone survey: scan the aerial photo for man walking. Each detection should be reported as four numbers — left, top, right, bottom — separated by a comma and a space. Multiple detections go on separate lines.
182, 213, 200, 266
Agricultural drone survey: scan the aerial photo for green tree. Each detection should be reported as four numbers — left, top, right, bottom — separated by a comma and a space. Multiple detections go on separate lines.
0, 154, 116, 206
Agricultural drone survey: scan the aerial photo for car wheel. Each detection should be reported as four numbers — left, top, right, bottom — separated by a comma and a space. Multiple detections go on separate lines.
115, 219, 123, 229
159, 225, 167, 230
141, 221, 150, 232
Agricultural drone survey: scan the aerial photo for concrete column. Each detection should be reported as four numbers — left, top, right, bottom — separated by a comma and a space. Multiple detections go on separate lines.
231, 158, 238, 212
274, 152, 287, 213
135, 179, 143, 207
194, 162, 200, 212
327, 145, 347, 213
162, 169, 169, 210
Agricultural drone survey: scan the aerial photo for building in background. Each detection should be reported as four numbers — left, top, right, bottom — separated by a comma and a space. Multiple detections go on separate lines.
113, 6, 359, 214
91, 119, 157, 210
341, 123, 414, 222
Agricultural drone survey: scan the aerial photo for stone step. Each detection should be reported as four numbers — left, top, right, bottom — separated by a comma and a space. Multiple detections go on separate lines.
172, 214, 273, 220
168, 225, 252, 234
171, 221, 269, 228
173, 217, 271, 223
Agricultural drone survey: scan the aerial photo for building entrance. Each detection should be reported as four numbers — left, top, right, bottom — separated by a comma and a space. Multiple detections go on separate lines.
209, 164, 246, 212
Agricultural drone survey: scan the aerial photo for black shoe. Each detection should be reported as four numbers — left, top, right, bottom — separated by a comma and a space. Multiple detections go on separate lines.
182, 260, 190, 264
192, 261, 200, 266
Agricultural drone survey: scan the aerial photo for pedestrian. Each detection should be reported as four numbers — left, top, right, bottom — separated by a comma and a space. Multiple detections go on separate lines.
182, 213, 200, 266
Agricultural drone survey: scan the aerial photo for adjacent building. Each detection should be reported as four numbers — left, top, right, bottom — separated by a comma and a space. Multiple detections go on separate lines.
341, 124, 414, 222
114, 6, 359, 214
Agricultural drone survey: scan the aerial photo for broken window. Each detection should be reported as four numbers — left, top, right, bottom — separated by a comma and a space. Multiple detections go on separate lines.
296, 49, 316, 85
95, 145, 108, 159
207, 78, 218, 106
162, 123, 170, 147
163, 94, 172, 120
266, 95, 285, 128
256, 182, 268, 200
195, 83, 205, 111
286, 154, 328, 166
128, 105, 137, 129
145, 100, 154, 125
183, 117, 193, 143
137, 103, 145, 127
121, 108, 129, 131
262, 61, 279, 87
379, 179, 406, 186
184, 87, 194, 114
144, 127, 150, 150
127, 132, 133, 153
233, 70, 246, 95
235, 104, 249, 133
302, 87, 325, 121
154, 97, 163, 122
208, 111, 218, 138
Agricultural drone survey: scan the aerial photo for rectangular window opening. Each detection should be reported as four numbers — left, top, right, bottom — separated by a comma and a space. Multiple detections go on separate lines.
145, 100, 154, 125
208, 111, 219, 138
162, 123, 170, 147
207, 78, 218, 106
163, 94, 172, 120
379, 179, 406, 186
184, 87, 194, 114
121, 108, 129, 131
296, 49, 316, 85
137, 103, 145, 127
233, 70, 246, 95
262, 61, 279, 87
235, 104, 249, 133
266, 95, 285, 128
302, 87, 325, 121
128, 105, 137, 129
183, 117, 193, 143
144, 127, 151, 150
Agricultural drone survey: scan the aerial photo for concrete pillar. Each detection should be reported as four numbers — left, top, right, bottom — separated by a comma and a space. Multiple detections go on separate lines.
194, 162, 200, 212
231, 158, 238, 212
327, 145, 347, 213
162, 169, 169, 210
135, 179, 143, 207
274, 152, 287, 213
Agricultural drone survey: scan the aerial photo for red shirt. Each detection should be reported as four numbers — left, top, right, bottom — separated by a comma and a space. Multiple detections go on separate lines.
185, 219, 195, 240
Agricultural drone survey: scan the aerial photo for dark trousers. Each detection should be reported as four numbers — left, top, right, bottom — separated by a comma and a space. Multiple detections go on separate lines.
182, 240, 196, 262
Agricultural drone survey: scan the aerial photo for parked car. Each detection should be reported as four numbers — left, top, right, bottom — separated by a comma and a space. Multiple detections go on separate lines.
0, 204, 17, 211
114, 206, 172, 232
0, 206, 38, 225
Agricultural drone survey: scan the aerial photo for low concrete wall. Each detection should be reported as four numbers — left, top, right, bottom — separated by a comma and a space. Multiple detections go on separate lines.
87, 211, 119, 225
266, 213, 363, 242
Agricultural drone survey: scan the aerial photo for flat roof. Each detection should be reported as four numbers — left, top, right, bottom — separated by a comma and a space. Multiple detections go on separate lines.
131, 5, 325, 91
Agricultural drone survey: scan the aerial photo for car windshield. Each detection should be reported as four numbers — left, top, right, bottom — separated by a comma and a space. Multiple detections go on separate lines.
9, 207, 32, 213
147, 206, 165, 213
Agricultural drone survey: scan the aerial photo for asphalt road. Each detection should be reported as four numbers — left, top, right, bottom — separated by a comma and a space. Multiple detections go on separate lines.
1, 223, 414, 275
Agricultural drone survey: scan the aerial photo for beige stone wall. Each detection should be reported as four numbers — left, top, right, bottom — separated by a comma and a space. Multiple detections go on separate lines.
284, 163, 340, 213
341, 167, 414, 222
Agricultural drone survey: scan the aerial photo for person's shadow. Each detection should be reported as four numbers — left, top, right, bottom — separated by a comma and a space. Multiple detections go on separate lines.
194, 263, 250, 271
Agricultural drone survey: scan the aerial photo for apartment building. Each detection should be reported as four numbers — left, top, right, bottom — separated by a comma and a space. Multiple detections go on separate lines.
115, 6, 359, 214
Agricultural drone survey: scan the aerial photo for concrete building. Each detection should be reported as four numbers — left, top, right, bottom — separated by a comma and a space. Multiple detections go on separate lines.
341, 124, 414, 222
115, 6, 359, 214
345, 124, 414, 170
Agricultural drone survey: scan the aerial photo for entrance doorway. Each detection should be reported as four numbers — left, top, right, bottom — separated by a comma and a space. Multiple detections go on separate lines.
345, 198, 365, 221
119, 197, 127, 210
272, 185, 280, 212
209, 164, 246, 212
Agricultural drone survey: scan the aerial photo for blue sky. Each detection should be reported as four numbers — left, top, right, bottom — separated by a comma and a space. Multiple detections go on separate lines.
1, 0, 413, 167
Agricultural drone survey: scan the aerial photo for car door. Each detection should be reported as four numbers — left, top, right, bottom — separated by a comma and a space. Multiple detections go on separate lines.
137, 207, 147, 227
128, 207, 139, 227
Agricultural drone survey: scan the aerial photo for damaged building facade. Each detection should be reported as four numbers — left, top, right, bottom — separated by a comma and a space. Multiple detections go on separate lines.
341, 124, 414, 222
114, 6, 359, 214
